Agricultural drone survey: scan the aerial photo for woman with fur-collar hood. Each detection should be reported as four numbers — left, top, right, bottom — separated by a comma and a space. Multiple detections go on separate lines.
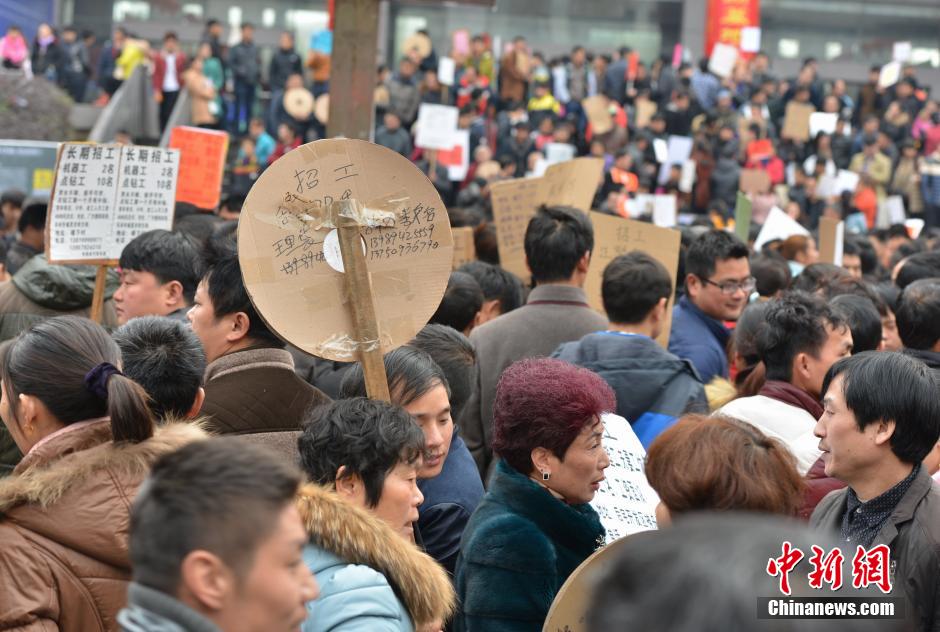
0, 316, 208, 631
297, 398, 456, 631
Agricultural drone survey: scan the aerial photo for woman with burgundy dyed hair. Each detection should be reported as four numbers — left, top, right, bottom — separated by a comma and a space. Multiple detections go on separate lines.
453, 357, 613, 632
645, 414, 805, 527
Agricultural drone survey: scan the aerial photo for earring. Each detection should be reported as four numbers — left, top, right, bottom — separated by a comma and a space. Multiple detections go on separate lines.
542, 470, 551, 481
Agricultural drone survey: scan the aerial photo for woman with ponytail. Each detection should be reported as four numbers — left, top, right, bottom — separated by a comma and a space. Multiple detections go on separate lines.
0, 315, 206, 631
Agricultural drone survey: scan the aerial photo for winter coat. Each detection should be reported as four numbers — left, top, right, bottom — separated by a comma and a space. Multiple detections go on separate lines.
454, 460, 605, 632
0, 254, 119, 344
297, 484, 456, 631
718, 393, 821, 475
182, 68, 218, 126
386, 75, 421, 126
0, 33, 28, 67
417, 433, 484, 575
668, 295, 731, 385
151, 51, 187, 95
269, 47, 302, 91
119, 583, 221, 632
553, 331, 707, 448
0, 420, 207, 631
201, 345, 331, 441
374, 125, 413, 158
498, 50, 528, 104
463, 285, 608, 482
711, 156, 742, 209
229, 41, 260, 84
812, 466, 940, 632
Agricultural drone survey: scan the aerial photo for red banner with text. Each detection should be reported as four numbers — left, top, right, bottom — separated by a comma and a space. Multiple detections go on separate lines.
706, 0, 760, 59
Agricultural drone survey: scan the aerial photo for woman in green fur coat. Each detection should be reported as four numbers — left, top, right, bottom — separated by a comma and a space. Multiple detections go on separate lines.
454, 358, 613, 632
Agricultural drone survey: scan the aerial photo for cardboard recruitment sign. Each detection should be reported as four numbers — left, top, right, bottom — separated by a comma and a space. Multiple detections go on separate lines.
0, 140, 58, 197
168, 126, 229, 210
47, 143, 180, 265
490, 158, 604, 281
781, 101, 815, 142
818, 216, 845, 266
451, 226, 476, 269
237, 138, 454, 362
584, 212, 681, 348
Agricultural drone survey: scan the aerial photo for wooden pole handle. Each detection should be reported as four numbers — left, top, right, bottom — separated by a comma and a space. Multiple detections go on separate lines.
89, 265, 109, 324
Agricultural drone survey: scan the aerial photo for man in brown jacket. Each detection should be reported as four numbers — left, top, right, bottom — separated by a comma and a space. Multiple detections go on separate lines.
498, 36, 529, 105
811, 352, 940, 632
188, 247, 330, 449
463, 205, 607, 483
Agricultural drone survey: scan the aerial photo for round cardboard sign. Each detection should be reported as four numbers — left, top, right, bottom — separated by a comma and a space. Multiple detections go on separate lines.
314, 94, 330, 124
402, 32, 432, 60
284, 87, 315, 120
238, 139, 453, 361
542, 535, 635, 632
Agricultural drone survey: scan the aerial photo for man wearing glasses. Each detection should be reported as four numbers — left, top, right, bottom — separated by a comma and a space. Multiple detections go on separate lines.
669, 230, 752, 385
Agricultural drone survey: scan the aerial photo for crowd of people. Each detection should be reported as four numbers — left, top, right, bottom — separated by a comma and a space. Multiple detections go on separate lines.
1, 16, 940, 632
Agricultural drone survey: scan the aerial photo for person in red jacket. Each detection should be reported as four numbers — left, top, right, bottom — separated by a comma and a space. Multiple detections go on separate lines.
152, 32, 187, 132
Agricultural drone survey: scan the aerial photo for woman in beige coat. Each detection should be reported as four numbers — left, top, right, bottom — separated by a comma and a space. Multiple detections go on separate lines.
182, 57, 218, 128
0, 315, 206, 631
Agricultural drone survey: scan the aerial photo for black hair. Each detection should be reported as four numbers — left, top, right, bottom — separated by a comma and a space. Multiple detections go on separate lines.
410, 324, 475, 417
823, 352, 940, 464
201, 237, 282, 346
790, 263, 847, 294
163, 31, 178, 41
340, 345, 450, 407
896, 252, 940, 290
113, 316, 206, 420
830, 295, 882, 353
758, 292, 847, 382
205, 19, 219, 28
17, 200, 46, 233
895, 278, 940, 350
684, 230, 749, 281
119, 230, 202, 304
0, 315, 155, 443
429, 271, 484, 333
220, 195, 246, 214
457, 260, 525, 314
588, 512, 901, 632
130, 438, 302, 594
523, 205, 594, 283
0, 189, 26, 210
297, 398, 425, 507
602, 251, 672, 324
750, 254, 791, 297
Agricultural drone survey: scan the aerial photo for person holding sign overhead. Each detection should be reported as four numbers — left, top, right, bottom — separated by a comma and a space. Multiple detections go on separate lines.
454, 358, 610, 632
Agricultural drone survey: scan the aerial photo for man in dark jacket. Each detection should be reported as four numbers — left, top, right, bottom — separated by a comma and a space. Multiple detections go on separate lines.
188, 246, 330, 440
96, 26, 126, 95
374, 111, 413, 157
668, 230, 751, 384
812, 352, 940, 632
268, 31, 302, 93
463, 205, 608, 482
229, 23, 261, 134
896, 278, 940, 379
553, 252, 705, 447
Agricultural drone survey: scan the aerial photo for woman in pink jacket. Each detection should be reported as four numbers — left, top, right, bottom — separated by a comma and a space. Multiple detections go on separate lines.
0, 26, 28, 69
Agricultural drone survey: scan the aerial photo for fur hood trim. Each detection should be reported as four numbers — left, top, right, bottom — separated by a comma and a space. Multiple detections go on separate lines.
296, 483, 456, 626
0, 420, 209, 513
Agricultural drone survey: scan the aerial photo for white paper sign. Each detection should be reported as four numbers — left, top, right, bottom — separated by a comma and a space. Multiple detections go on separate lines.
652, 138, 668, 164
666, 135, 694, 165
906, 218, 925, 239
879, 61, 902, 89
545, 142, 576, 165
590, 413, 660, 542
437, 56, 456, 86
49, 143, 180, 263
834, 221, 845, 266
709, 42, 739, 79
893, 42, 912, 63
414, 104, 459, 150
809, 112, 839, 137
740, 27, 762, 54
883, 195, 906, 225
754, 206, 810, 251
679, 159, 696, 193
817, 173, 837, 199
835, 169, 860, 195
653, 194, 678, 227
627, 193, 655, 219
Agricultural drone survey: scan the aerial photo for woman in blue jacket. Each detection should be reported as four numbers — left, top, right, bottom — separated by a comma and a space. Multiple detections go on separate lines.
297, 398, 455, 631
454, 358, 613, 632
